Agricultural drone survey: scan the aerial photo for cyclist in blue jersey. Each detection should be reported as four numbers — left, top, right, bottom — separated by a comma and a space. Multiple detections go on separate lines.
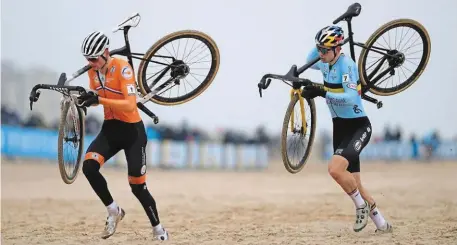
301, 25, 392, 233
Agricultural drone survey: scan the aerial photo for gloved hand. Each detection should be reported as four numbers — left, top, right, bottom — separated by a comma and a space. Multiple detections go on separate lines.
77, 91, 99, 107
301, 85, 327, 99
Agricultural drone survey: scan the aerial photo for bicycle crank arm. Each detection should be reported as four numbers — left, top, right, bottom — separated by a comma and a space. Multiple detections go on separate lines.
137, 102, 159, 124
361, 94, 383, 109
136, 87, 160, 123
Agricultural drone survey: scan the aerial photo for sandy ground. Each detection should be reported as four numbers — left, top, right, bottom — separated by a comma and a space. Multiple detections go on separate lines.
1, 159, 457, 245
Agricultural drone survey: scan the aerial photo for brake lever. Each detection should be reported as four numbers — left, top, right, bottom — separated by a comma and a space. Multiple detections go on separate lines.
29, 90, 41, 110
71, 92, 89, 115
258, 77, 273, 98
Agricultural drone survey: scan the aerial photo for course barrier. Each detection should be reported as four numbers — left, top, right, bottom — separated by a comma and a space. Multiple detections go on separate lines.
1, 125, 269, 170
322, 141, 457, 161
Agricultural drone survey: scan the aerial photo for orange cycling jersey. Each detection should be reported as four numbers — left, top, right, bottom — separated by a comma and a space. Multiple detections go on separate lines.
87, 57, 141, 123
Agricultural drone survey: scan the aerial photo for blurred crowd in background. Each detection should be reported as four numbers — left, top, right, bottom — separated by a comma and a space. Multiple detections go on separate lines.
2, 102, 451, 162
2, 60, 455, 162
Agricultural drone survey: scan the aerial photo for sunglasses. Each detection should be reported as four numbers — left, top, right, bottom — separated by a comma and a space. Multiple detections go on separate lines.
86, 57, 99, 62
316, 45, 333, 55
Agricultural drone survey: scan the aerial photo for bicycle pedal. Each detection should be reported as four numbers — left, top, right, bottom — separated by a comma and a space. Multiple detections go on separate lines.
377, 101, 383, 109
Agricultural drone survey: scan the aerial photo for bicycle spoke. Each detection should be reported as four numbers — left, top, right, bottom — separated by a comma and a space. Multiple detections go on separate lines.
285, 98, 313, 169
62, 107, 81, 178
362, 22, 428, 93
142, 35, 214, 101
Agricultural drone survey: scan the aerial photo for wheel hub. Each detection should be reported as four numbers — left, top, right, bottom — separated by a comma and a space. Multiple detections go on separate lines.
387, 50, 405, 67
386, 50, 405, 76
292, 126, 306, 136
170, 60, 190, 80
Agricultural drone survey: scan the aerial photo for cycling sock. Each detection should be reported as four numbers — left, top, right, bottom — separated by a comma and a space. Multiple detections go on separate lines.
153, 224, 165, 234
107, 201, 120, 215
348, 188, 366, 208
369, 203, 387, 228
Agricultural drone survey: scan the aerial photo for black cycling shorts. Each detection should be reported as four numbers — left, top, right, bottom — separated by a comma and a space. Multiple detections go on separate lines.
84, 119, 147, 184
332, 116, 372, 173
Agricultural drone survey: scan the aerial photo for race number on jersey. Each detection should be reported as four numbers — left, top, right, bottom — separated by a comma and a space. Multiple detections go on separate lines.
126, 84, 136, 95
342, 74, 349, 82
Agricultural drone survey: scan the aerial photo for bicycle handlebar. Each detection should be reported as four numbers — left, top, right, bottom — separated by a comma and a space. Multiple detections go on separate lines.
29, 84, 88, 110
29, 83, 160, 124
257, 64, 320, 98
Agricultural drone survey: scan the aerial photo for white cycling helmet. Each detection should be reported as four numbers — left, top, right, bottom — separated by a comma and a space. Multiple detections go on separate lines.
81, 31, 110, 58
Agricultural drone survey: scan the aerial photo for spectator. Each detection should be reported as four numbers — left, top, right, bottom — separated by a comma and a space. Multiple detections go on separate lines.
383, 124, 394, 142
1, 105, 21, 126
410, 134, 419, 160
392, 125, 402, 142
422, 130, 441, 161
23, 113, 46, 128
85, 115, 102, 135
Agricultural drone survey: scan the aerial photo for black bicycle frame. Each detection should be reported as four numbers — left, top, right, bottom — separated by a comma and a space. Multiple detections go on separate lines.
29, 26, 166, 122
28, 20, 174, 123
342, 18, 398, 96
294, 20, 397, 83
110, 26, 175, 90
258, 5, 398, 109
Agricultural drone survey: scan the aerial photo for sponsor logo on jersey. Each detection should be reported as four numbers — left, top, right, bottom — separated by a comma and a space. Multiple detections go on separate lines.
121, 66, 133, 79
326, 97, 348, 106
345, 82, 357, 90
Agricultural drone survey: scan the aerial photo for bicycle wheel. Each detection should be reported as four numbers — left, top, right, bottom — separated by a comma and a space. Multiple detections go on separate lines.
57, 101, 85, 184
358, 18, 431, 96
281, 93, 317, 174
137, 30, 220, 106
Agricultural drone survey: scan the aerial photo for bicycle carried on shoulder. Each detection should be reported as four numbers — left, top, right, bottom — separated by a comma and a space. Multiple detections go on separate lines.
29, 12, 221, 184
257, 2, 431, 174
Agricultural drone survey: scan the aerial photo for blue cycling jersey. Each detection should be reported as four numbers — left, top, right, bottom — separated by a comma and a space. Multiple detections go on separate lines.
306, 47, 367, 119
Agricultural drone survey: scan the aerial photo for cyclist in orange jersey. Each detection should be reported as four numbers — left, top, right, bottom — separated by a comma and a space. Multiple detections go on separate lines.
77, 30, 168, 241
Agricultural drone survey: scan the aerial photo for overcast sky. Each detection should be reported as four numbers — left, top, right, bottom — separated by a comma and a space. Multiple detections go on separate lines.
2, 0, 456, 138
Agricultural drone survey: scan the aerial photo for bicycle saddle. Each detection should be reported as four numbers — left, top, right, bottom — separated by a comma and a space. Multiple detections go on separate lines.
113, 13, 141, 33
333, 3, 362, 24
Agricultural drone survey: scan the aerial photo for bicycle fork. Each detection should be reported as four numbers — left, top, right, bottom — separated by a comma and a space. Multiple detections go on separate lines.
289, 88, 307, 136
